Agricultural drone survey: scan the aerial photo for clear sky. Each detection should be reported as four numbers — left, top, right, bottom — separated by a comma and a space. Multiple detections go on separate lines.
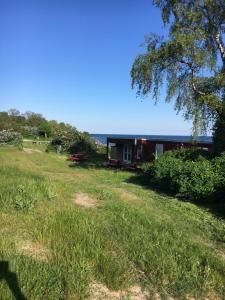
0, 0, 194, 135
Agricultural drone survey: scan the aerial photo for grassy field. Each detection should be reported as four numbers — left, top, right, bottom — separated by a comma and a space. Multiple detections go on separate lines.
0, 143, 225, 299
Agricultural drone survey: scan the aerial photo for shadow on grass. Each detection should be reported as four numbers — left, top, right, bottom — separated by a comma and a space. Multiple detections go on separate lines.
0, 261, 27, 300
68, 161, 104, 170
126, 172, 225, 220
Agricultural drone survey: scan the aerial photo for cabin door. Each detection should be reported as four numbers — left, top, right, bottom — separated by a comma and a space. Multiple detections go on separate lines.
123, 144, 132, 163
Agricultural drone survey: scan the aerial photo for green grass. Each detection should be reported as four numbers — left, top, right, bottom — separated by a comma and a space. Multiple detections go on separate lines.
22, 140, 49, 152
0, 145, 225, 299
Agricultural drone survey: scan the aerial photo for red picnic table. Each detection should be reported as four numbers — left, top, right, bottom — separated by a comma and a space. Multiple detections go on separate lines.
68, 152, 88, 162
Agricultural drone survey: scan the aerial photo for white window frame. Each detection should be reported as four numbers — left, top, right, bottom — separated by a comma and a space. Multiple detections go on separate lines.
155, 144, 164, 158
123, 144, 132, 163
136, 144, 143, 159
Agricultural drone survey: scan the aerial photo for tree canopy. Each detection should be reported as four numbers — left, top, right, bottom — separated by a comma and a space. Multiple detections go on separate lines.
131, 0, 225, 150
0, 108, 96, 153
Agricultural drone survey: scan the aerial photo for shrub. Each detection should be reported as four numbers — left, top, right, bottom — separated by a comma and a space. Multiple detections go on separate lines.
177, 160, 219, 200
0, 129, 22, 147
213, 98, 225, 155
22, 125, 39, 138
150, 155, 184, 192
143, 149, 224, 201
46, 142, 58, 153
69, 133, 97, 154
140, 162, 153, 174
213, 152, 225, 197
47, 131, 97, 154
50, 128, 79, 152
214, 152, 225, 177
164, 148, 212, 161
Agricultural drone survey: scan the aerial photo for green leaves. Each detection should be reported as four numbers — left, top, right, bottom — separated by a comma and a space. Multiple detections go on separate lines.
142, 148, 225, 201
131, 0, 225, 141
0, 129, 22, 146
0, 166, 57, 211
14, 184, 37, 211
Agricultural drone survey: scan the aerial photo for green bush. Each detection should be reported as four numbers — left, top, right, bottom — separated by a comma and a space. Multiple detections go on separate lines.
143, 149, 224, 201
69, 132, 96, 154
46, 143, 57, 153
0, 129, 22, 148
163, 148, 212, 161
213, 98, 225, 155
178, 160, 219, 200
140, 162, 153, 174
214, 152, 225, 177
150, 155, 184, 192
47, 130, 96, 154
213, 152, 225, 197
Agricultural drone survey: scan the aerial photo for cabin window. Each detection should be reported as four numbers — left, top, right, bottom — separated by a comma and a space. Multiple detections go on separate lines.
137, 144, 143, 159
155, 144, 164, 158
123, 144, 132, 163
110, 146, 118, 159
197, 147, 209, 151
109, 143, 116, 159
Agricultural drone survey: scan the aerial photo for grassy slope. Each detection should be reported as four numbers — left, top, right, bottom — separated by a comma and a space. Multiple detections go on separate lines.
0, 144, 225, 299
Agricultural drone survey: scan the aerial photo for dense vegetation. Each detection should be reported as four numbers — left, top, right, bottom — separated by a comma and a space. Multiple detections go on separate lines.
141, 149, 225, 202
0, 144, 225, 299
130, 0, 225, 207
131, 0, 225, 153
0, 129, 22, 148
0, 108, 96, 154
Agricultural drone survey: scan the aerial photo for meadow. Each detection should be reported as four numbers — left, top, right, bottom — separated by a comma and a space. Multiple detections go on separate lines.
0, 143, 225, 299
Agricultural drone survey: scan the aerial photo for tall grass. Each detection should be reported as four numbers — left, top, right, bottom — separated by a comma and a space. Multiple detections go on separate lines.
0, 146, 224, 299
0, 166, 56, 211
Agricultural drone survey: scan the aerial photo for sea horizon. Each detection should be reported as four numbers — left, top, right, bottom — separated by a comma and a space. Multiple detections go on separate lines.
91, 133, 213, 145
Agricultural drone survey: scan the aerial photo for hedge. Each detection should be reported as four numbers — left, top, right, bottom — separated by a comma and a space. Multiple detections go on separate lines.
142, 149, 225, 201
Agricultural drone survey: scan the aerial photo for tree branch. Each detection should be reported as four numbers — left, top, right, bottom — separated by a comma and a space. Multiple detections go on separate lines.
201, 4, 225, 69
179, 59, 206, 96
215, 32, 225, 65
191, 79, 206, 96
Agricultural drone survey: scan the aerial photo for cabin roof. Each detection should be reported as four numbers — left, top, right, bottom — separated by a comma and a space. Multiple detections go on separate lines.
107, 135, 213, 145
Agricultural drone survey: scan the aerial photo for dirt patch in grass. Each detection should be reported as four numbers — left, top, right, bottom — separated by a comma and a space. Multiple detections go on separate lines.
89, 283, 151, 300
73, 192, 98, 208
23, 148, 43, 154
217, 250, 225, 261
17, 240, 51, 261
185, 294, 218, 300
112, 188, 138, 201
0, 213, 8, 220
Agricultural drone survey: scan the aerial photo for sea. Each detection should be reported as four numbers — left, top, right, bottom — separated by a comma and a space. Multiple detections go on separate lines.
91, 134, 213, 145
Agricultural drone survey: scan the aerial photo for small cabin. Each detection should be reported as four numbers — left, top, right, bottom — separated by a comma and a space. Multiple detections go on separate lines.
106, 136, 213, 165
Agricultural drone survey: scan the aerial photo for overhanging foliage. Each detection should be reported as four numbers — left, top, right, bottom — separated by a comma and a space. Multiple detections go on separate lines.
131, 0, 225, 141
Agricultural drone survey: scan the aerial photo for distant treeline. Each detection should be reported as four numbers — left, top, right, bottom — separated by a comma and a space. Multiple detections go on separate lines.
0, 108, 96, 153
0, 108, 76, 138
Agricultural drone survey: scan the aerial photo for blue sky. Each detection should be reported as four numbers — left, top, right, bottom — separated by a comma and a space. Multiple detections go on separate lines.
0, 0, 193, 135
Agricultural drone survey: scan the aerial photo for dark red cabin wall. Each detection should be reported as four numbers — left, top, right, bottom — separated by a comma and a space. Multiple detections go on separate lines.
141, 140, 212, 162
163, 142, 185, 152
132, 145, 136, 162
107, 138, 212, 163
142, 142, 155, 161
